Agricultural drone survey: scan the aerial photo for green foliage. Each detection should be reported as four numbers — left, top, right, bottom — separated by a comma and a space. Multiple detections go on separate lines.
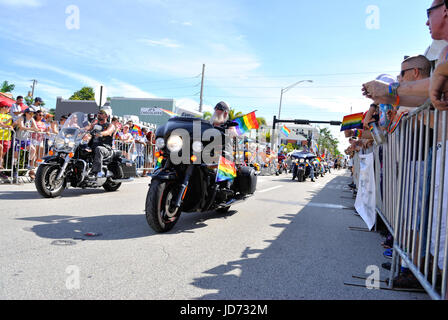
317, 127, 341, 157
202, 111, 212, 120
69, 87, 95, 101
1, 81, 15, 93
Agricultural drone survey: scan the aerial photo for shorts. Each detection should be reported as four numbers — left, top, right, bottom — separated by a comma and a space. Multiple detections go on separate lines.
1, 140, 11, 153
430, 141, 448, 270
14, 139, 31, 151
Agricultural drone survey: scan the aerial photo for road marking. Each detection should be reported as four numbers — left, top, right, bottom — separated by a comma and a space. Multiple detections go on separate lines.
257, 185, 284, 193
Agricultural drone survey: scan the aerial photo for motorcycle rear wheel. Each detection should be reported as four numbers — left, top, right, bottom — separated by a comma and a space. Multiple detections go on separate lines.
145, 180, 181, 233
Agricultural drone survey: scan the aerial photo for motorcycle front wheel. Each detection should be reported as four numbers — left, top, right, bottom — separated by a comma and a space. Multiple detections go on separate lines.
145, 179, 182, 233
35, 164, 66, 198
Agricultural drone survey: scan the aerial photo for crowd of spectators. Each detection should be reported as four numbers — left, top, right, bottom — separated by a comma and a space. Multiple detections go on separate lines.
342, 0, 448, 298
0, 96, 156, 182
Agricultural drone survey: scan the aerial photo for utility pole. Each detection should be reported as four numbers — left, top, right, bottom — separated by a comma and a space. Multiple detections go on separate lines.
30, 79, 38, 99
199, 64, 205, 113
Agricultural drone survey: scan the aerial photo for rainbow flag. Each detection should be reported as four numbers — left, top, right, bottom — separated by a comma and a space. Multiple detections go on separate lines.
216, 156, 237, 182
233, 112, 259, 135
341, 112, 364, 131
131, 125, 142, 137
155, 157, 163, 170
353, 129, 363, 138
160, 108, 178, 117
280, 125, 291, 137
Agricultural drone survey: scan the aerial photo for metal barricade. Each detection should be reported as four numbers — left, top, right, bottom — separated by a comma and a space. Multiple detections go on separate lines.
0, 128, 14, 183
372, 101, 448, 300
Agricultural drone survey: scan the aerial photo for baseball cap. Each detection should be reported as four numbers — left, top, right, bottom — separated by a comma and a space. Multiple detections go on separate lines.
34, 97, 43, 103
215, 101, 230, 112
0, 101, 11, 109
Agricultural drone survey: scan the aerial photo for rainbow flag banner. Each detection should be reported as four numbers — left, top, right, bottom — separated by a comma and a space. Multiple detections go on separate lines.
234, 112, 259, 135
281, 125, 291, 137
216, 156, 237, 182
160, 108, 179, 117
341, 112, 364, 131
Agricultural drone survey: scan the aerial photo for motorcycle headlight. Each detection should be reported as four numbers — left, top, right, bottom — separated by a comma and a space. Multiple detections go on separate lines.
68, 140, 76, 148
156, 138, 165, 149
167, 135, 183, 153
192, 141, 203, 153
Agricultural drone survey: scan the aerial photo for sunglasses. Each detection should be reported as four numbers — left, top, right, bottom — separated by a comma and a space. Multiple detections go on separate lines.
427, 2, 446, 18
215, 106, 226, 111
400, 67, 422, 77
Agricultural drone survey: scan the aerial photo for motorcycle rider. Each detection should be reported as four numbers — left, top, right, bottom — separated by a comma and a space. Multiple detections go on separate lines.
308, 159, 316, 182
87, 109, 115, 179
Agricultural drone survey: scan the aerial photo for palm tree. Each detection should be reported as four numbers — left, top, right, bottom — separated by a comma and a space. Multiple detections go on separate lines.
1, 81, 15, 93
228, 109, 243, 121
202, 111, 212, 121
257, 117, 267, 127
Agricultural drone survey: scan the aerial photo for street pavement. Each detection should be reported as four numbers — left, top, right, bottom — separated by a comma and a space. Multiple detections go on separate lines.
0, 169, 429, 300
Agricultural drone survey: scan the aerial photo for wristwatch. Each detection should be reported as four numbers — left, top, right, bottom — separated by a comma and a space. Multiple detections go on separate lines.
388, 82, 400, 97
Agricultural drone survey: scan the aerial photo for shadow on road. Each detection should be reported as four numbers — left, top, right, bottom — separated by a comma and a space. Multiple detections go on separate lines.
0, 189, 109, 200
190, 172, 428, 300
17, 209, 239, 241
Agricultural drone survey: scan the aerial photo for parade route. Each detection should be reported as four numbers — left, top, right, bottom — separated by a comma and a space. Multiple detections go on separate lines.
0, 170, 429, 300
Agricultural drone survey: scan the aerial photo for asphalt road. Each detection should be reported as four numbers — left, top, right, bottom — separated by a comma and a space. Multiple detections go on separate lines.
0, 169, 429, 300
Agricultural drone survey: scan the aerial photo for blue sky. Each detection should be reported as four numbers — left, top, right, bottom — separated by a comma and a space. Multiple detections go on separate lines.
0, 0, 435, 150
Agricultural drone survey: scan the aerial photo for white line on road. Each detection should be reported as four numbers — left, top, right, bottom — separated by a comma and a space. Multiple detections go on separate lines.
257, 185, 284, 193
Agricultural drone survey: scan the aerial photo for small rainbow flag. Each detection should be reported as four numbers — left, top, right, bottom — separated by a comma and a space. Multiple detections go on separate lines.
353, 129, 363, 138
341, 112, 364, 131
281, 125, 291, 137
155, 157, 163, 170
216, 156, 237, 182
233, 112, 259, 135
160, 108, 178, 117
131, 125, 142, 137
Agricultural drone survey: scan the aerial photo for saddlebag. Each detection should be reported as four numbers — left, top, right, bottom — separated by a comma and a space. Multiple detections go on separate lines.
109, 159, 137, 179
235, 166, 257, 195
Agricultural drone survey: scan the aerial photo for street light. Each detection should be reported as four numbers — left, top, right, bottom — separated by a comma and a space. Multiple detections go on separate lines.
278, 80, 313, 119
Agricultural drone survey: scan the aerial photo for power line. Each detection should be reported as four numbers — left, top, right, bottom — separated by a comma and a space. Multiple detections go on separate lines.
205, 70, 400, 79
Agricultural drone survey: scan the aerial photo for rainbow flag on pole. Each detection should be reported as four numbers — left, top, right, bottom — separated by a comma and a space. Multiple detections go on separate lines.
341, 112, 364, 131
233, 112, 259, 135
281, 125, 291, 137
216, 156, 237, 182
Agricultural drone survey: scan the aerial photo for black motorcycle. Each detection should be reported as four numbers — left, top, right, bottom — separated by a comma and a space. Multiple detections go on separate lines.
145, 117, 257, 233
35, 112, 136, 198
292, 158, 307, 182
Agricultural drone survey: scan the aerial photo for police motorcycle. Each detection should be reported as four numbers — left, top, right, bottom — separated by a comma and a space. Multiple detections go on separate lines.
35, 112, 136, 198
291, 157, 307, 182
145, 117, 258, 233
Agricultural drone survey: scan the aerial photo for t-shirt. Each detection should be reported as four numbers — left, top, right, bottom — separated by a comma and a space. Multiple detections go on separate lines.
0, 112, 13, 141
135, 135, 148, 155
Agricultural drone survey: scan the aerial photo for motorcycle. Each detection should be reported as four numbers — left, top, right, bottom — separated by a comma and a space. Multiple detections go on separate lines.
292, 158, 307, 182
145, 117, 258, 233
35, 112, 136, 198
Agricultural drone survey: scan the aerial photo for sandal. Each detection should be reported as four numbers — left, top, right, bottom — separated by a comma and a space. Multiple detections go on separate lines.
29, 170, 36, 181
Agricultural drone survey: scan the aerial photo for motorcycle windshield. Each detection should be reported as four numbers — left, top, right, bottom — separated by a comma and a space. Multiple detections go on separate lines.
55, 112, 89, 150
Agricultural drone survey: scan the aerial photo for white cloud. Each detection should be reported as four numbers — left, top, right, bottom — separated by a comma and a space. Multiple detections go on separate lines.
138, 38, 182, 48
0, 0, 42, 7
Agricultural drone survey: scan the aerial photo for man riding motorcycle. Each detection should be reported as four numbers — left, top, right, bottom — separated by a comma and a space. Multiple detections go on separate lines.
87, 109, 115, 179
